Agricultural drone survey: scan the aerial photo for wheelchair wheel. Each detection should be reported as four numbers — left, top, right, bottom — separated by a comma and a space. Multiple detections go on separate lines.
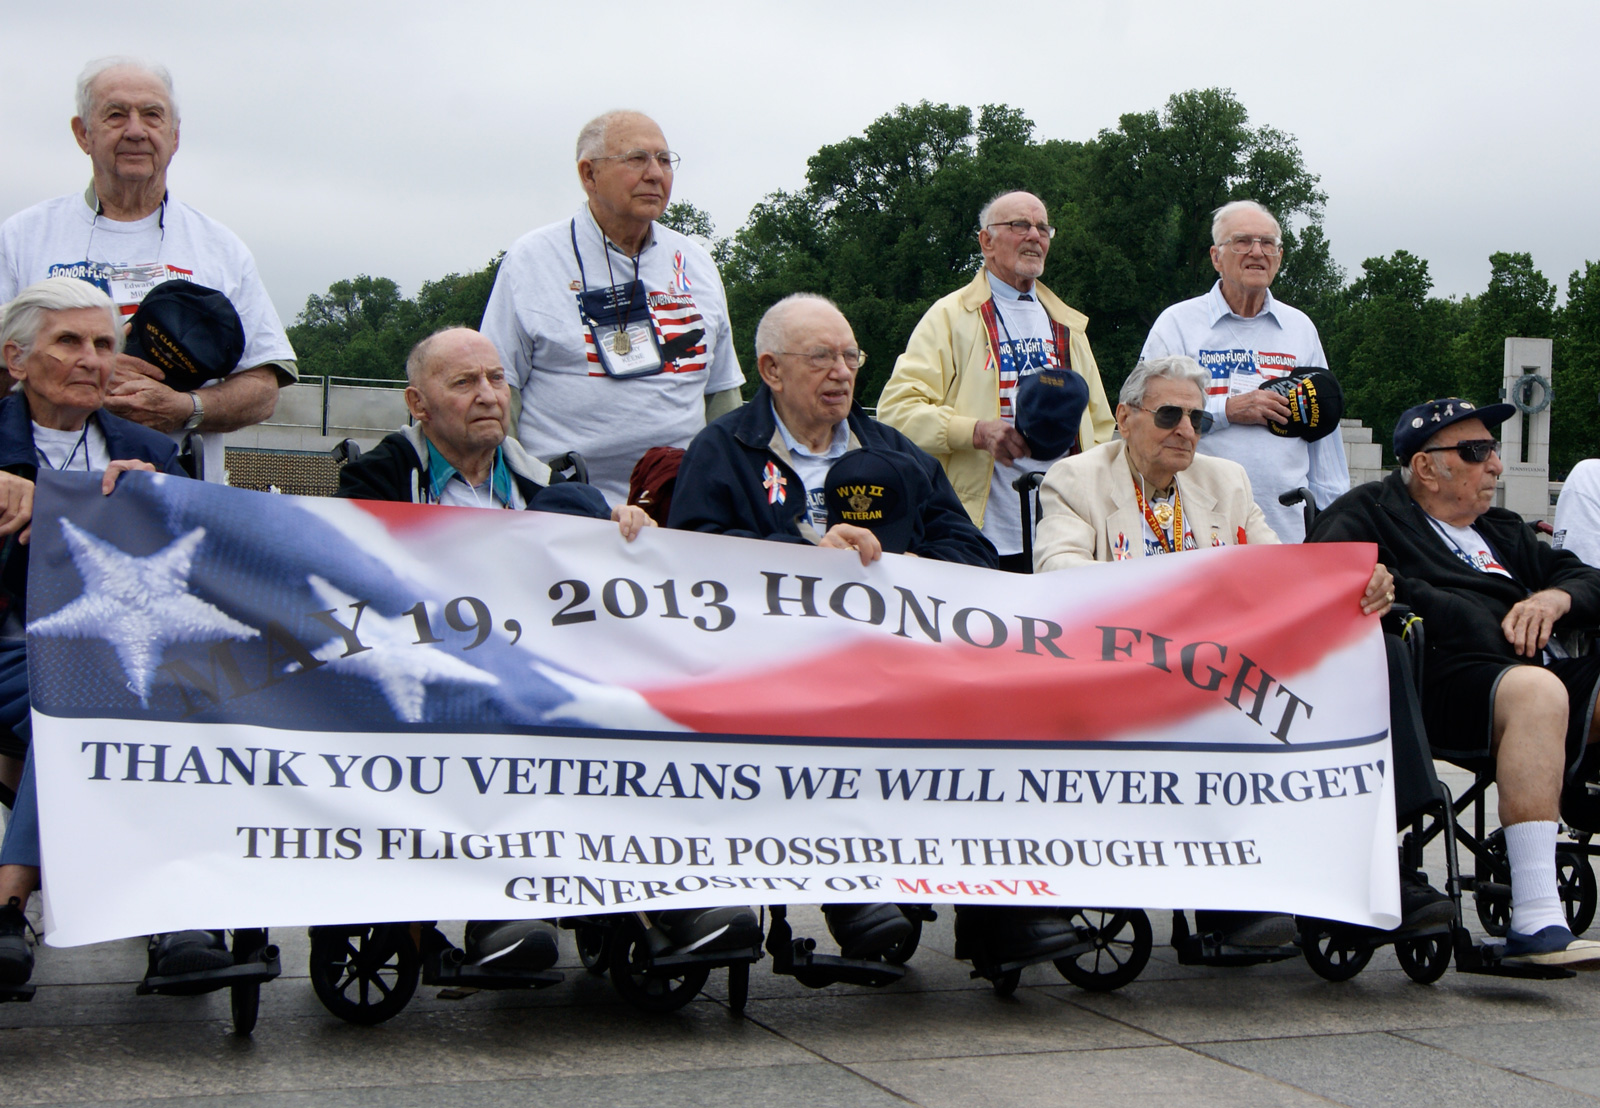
882, 915, 922, 966
307, 924, 420, 1026
1558, 848, 1597, 935
573, 922, 611, 977
1298, 922, 1374, 982
1475, 830, 1510, 938
230, 981, 259, 1036
1054, 908, 1152, 992
726, 961, 749, 1016
1395, 931, 1452, 984
991, 968, 1021, 998
608, 922, 710, 1014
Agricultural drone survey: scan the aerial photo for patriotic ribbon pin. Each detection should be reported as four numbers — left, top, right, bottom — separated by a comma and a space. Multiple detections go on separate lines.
762, 462, 787, 505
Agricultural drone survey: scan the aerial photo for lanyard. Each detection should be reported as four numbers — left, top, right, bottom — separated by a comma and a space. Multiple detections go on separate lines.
1131, 473, 1184, 554
1426, 516, 1509, 577
34, 423, 92, 473
569, 218, 641, 336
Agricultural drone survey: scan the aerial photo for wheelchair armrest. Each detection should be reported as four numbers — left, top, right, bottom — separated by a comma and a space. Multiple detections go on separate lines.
1012, 471, 1045, 494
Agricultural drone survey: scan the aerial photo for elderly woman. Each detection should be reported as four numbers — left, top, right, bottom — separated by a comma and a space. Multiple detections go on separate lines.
0, 278, 186, 986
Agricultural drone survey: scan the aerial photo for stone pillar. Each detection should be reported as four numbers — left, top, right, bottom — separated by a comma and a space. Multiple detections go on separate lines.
1499, 337, 1554, 523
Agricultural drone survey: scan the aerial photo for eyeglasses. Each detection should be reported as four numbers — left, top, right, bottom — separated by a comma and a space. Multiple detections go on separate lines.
774, 347, 866, 370
1137, 404, 1214, 435
592, 149, 681, 173
986, 220, 1056, 239
1420, 439, 1500, 464
1222, 234, 1282, 256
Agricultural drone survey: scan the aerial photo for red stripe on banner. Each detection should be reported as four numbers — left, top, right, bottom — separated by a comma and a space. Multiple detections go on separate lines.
350, 499, 482, 532
639, 544, 1378, 742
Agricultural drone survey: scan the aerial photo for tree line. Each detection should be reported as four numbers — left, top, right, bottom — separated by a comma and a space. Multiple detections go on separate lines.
286, 89, 1600, 475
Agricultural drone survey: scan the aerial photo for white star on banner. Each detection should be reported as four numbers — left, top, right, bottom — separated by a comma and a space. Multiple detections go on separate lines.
301, 576, 498, 723
532, 661, 688, 732
28, 520, 260, 706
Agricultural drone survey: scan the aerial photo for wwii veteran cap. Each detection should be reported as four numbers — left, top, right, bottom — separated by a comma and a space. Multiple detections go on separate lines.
1392, 397, 1516, 464
1014, 366, 1090, 461
1258, 369, 1344, 442
824, 449, 914, 554
122, 280, 246, 393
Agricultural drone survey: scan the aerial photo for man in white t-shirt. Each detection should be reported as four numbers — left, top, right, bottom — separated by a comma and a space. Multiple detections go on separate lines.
481, 111, 744, 505
1554, 459, 1600, 568
1141, 200, 1347, 541
0, 57, 297, 483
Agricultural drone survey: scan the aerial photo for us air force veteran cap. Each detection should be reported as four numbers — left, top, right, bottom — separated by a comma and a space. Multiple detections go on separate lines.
122, 281, 247, 392
1393, 398, 1516, 464
824, 449, 914, 554
1258, 369, 1344, 442
1014, 366, 1090, 461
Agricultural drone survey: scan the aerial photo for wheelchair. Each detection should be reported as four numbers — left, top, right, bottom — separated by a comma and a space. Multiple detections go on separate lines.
760, 903, 930, 996
561, 910, 764, 1016
137, 929, 282, 1035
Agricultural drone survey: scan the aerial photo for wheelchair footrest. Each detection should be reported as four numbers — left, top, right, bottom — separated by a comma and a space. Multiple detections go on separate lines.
777, 945, 906, 989
0, 983, 35, 1002
1454, 935, 1578, 980
138, 949, 282, 996
423, 960, 564, 991
969, 935, 1097, 982
1173, 934, 1300, 967
647, 944, 764, 972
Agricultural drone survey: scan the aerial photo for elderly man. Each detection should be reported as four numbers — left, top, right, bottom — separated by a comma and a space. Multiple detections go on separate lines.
0, 278, 188, 985
0, 57, 296, 483
672, 293, 1082, 972
878, 189, 1115, 571
1310, 399, 1600, 966
481, 110, 743, 506
1141, 200, 1347, 542
1035, 356, 1418, 947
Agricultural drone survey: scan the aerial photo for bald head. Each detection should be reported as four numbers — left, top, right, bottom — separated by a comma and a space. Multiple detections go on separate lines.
575, 110, 660, 162
403, 328, 511, 467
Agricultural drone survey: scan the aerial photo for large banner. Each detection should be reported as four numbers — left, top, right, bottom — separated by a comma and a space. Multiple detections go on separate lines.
26, 471, 1399, 946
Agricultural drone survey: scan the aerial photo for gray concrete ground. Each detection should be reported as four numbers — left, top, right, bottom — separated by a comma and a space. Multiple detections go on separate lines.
3, 766, 1598, 1108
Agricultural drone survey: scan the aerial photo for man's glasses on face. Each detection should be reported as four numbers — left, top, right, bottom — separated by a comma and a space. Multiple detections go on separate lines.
1421, 439, 1501, 464
986, 220, 1056, 240
593, 149, 681, 173
1222, 234, 1282, 256
775, 347, 866, 371
1137, 405, 1214, 435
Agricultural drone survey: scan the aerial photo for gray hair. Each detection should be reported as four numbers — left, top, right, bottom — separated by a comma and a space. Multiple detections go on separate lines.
403, 327, 475, 387
76, 56, 179, 123
1118, 355, 1210, 408
575, 110, 656, 162
0, 277, 122, 356
754, 293, 843, 358
977, 190, 1040, 236
1211, 199, 1281, 246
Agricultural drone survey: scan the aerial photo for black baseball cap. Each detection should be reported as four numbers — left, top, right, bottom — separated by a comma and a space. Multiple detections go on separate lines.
122, 280, 246, 392
1014, 366, 1089, 461
824, 449, 914, 554
1259, 369, 1344, 442
1393, 398, 1515, 464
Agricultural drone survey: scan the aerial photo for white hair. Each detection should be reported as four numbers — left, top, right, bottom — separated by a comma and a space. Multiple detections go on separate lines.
754, 293, 842, 358
0, 277, 122, 356
76, 56, 179, 123
575, 110, 657, 162
977, 190, 1041, 235
1118, 356, 1210, 408
1211, 199, 1281, 246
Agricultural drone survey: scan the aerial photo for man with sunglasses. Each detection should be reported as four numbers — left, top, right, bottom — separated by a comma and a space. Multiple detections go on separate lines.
878, 190, 1115, 571
1309, 398, 1600, 966
1141, 200, 1348, 542
482, 111, 744, 506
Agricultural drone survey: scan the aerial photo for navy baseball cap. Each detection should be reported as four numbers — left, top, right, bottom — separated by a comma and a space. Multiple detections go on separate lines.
1259, 369, 1344, 442
123, 281, 246, 392
824, 449, 914, 554
1014, 366, 1089, 461
1393, 398, 1515, 464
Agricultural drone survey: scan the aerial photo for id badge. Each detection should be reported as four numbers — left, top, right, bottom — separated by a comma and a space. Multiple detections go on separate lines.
106, 262, 171, 313
579, 282, 664, 378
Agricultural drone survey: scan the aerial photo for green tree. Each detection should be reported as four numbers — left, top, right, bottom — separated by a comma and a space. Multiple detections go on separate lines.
1553, 261, 1600, 474
660, 201, 714, 241
1450, 251, 1556, 404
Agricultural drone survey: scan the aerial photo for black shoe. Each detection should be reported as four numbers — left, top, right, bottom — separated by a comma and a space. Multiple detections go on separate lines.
649, 907, 763, 955
1399, 870, 1454, 930
823, 903, 912, 959
0, 897, 32, 986
1194, 910, 1296, 947
462, 920, 559, 971
153, 930, 231, 976
954, 906, 1083, 964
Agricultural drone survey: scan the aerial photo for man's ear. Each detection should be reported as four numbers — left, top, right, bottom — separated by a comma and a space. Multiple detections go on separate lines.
404, 385, 428, 424
71, 116, 91, 156
756, 353, 783, 391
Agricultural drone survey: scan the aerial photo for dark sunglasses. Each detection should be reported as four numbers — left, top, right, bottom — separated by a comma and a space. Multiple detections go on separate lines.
1137, 404, 1214, 435
1420, 439, 1500, 464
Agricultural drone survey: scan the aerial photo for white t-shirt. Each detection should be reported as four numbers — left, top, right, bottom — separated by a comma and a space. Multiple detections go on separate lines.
0, 190, 298, 482
436, 477, 527, 511
1554, 458, 1600, 568
31, 421, 110, 473
1426, 515, 1513, 577
482, 203, 744, 504
773, 406, 850, 530
1141, 281, 1348, 542
983, 274, 1054, 556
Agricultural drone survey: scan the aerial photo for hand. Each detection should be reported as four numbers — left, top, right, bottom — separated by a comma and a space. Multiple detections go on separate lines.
101, 459, 156, 496
1502, 588, 1572, 658
110, 352, 166, 383
105, 373, 192, 433
611, 504, 655, 542
972, 419, 1030, 465
0, 472, 34, 546
819, 523, 883, 566
1224, 389, 1291, 427
1360, 563, 1394, 618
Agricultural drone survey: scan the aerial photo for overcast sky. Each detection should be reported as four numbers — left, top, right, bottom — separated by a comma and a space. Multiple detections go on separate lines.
4, 0, 1597, 328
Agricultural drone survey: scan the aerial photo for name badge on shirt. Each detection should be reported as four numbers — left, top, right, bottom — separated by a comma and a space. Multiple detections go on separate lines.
106, 262, 174, 314
578, 282, 664, 378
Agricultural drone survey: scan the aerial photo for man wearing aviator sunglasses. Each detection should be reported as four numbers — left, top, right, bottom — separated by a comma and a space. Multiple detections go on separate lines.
1310, 397, 1600, 967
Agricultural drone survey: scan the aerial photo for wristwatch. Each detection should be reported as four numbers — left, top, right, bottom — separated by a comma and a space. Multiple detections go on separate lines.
183, 391, 205, 431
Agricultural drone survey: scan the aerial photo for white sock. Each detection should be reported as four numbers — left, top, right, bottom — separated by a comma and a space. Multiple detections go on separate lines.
1505, 820, 1566, 935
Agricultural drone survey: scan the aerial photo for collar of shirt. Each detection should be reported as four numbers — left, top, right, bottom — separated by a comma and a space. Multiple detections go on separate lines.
771, 402, 851, 461
1204, 279, 1282, 328
424, 439, 516, 507
985, 271, 1038, 303
578, 201, 658, 259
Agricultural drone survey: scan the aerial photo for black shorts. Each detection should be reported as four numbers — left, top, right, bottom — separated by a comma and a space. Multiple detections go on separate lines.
1425, 653, 1600, 775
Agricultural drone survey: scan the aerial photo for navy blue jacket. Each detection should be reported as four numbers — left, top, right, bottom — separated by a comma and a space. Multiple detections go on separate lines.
669, 385, 998, 568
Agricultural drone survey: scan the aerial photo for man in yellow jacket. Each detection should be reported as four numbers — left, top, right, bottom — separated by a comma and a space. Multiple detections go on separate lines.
877, 190, 1115, 571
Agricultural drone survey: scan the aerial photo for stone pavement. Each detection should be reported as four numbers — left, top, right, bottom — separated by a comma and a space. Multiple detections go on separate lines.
3, 769, 1599, 1107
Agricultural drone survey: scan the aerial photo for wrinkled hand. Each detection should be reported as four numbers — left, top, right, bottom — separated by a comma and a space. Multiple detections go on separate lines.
1360, 563, 1394, 618
611, 504, 655, 542
1224, 389, 1290, 427
1502, 588, 1571, 658
101, 459, 157, 496
972, 419, 1030, 465
111, 351, 166, 383
0, 472, 35, 546
819, 523, 883, 566
105, 372, 191, 432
